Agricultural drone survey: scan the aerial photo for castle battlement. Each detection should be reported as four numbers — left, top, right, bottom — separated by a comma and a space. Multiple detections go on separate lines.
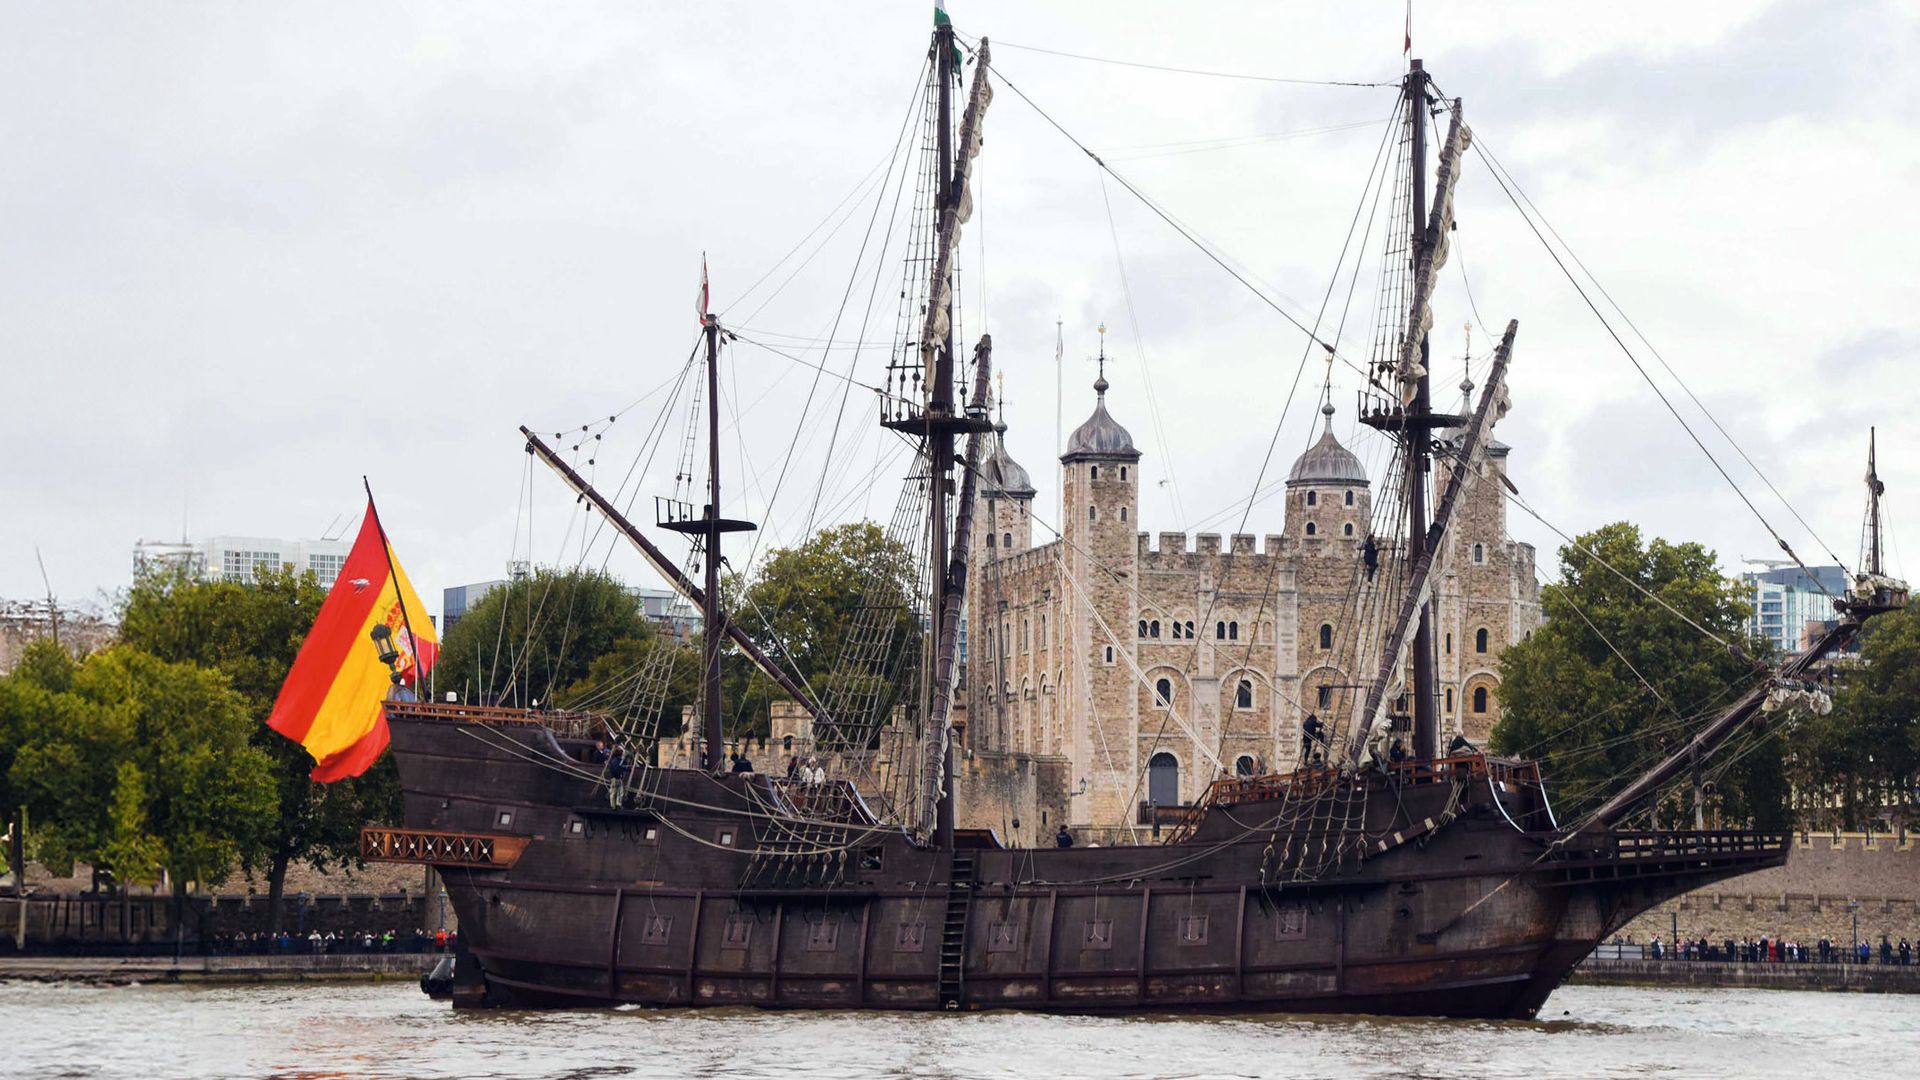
1138, 532, 1295, 559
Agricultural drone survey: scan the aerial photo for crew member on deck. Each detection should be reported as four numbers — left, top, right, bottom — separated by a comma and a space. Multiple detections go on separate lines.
1055, 825, 1074, 849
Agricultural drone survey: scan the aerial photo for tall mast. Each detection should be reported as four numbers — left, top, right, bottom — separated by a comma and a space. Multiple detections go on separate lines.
700, 317, 726, 772
1867, 427, 1884, 577
1405, 60, 1440, 761
930, 15, 959, 847
659, 294, 755, 773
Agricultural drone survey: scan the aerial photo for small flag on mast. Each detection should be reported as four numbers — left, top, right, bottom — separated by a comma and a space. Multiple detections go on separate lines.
265, 499, 438, 781
696, 254, 711, 325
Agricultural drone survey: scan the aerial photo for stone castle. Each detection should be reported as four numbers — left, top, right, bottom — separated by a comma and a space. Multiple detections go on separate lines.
947, 363, 1542, 841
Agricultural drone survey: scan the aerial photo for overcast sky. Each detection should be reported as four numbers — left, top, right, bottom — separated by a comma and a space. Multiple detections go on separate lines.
6, 1, 1917, 620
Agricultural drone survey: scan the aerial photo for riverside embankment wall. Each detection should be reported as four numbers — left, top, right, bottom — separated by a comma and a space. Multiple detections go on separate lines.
1618, 833, 1919, 946
1571, 958, 1920, 993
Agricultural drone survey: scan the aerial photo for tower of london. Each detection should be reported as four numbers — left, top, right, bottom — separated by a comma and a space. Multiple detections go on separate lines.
951, 361, 1542, 841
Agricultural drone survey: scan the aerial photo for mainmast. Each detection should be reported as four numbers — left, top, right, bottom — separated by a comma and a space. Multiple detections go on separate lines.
1358, 61, 1473, 764
890, 18, 994, 847
1403, 60, 1440, 761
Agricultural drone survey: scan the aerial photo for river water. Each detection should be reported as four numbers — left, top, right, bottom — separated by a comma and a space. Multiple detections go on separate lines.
2, 980, 1912, 1079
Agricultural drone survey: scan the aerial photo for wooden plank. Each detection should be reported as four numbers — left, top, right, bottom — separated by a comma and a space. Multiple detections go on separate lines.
605, 887, 626, 1000
683, 889, 704, 1003
768, 904, 784, 1004
855, 902, 872, 1006
1039, 889, 1058, 1005
1135, 887, 1152, 1004
1233, 884, 1247, 999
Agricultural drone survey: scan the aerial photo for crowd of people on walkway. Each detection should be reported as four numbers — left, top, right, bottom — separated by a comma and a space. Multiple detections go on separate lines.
207, 927, 458, 955
1623, 932, 1915, 965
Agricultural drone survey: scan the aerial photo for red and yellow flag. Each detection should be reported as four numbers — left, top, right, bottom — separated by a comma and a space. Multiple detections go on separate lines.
267, 501, 438, 781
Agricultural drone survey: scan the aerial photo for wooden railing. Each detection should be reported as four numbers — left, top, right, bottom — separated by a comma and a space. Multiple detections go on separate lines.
359, 827, 530, 869
383, 700, 606, 741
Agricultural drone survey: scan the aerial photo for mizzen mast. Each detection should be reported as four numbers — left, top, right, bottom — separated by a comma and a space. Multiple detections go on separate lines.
658, 282, 757, 773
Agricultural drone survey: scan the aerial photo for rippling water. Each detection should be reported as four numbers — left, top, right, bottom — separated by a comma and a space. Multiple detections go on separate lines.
3, 979, 1913, 1079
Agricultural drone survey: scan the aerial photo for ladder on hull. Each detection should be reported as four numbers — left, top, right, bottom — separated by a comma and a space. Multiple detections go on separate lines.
937, 851, 976, 1008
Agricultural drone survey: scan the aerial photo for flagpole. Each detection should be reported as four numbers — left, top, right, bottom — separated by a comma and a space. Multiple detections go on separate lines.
363, 476, 423, 696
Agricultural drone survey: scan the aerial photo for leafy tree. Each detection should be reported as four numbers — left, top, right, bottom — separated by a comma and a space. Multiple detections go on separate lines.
118, 564, 397, 929
433, 567, 653, 709
1489, 522, 1782, 826
1, 642, 101, 884
8, 646, 275, 918
724, 521, 923, 745
553, 632, 699, 745
1791, 601, 1920, 830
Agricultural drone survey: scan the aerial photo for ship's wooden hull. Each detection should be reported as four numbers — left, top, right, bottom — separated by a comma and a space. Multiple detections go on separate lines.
384, 707, 1785, 1020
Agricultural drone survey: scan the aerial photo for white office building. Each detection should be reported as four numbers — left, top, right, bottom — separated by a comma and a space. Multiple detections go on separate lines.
134, 535, 353, 587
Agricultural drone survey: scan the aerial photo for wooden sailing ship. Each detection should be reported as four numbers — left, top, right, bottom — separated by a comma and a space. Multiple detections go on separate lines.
359, 20, 1906, 1018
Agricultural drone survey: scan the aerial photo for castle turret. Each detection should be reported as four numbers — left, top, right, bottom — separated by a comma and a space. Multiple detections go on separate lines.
1285, 403, 1370, 545
1061, 348, 1142, 826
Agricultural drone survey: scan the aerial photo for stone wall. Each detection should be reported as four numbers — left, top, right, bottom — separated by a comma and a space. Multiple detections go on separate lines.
1618, 834, 1920, 946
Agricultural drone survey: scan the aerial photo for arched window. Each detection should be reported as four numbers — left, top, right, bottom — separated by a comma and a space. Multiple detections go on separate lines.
1305, 521, 1317, 536
1235, 754, 1256, 777
1316, 686, 1332, 707
1306, 490, 1318, 507
1445, 632, 1452, 655
1148, 752, 1179, 805
1120, 466, 1128, 481
1445, 688, 1455, 712
1344, 490, 1354, 507
1473, 542, 1485, 564
1150, 620, 1161, 639
986, 533, 996, 548
1475, 628, 1489, 654
1091, 465, 1100, 480
1154, 678, 1173, 707
1138, 619, 1148, 638
1089, 505, 1098, 523
1228, 621, 1239, 640
1003, 531, 1012, 548
1472, 686, 1489, 713
783, 734, 793, 751
1103, 645, 1115, 665
1119, 506, 1128, 522
1216, 620, 1226, 639
1235, 679, 1253, 709
1343, 522, 1354, 537
1319, 623, 1333, 650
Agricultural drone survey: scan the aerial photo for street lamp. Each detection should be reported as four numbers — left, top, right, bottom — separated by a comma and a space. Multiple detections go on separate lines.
1848, 900, 1860, 958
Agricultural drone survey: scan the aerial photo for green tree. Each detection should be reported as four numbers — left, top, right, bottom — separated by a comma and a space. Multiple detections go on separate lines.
1488, 522, 1781, 827
1792, 601, 1920, 830
553, 631, 700, 743
725, 522, 923, 745
433, 567, 653, 709
8, 647, 276, 919
118, 564, 397, 930
1, 642, 103, 883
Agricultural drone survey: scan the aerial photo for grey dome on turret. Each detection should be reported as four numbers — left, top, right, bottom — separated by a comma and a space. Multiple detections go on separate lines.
1062, 371, 1140, 463
1286, 403, 1368, 486
982, 421, 1037, 498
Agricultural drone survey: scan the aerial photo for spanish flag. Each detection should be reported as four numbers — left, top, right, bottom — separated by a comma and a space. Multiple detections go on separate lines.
267, 500, 438, 781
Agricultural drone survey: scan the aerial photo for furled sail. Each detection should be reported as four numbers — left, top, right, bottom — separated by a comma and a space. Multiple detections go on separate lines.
920, 41, 993, 384
917, 336, 994, 839
1394, 108, 1472, 402
1354, 320, 1517, 763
